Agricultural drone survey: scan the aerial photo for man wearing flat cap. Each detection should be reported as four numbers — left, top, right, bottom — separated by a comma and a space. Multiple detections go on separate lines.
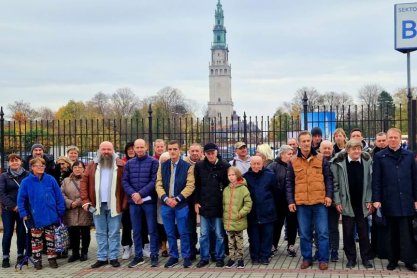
194, 143, 230, 268
229, 142, 251, 174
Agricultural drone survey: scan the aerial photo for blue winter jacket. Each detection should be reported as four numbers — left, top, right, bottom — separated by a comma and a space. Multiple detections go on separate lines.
244, 168, 277, 224
122, 155, 159, 204
17, 173, 66, 228
372, 147, 417, 217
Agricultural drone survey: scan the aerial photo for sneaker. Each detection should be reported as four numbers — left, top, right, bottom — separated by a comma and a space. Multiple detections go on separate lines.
122, 246, 132, 260
2, 258, 10, 268
260, 257, 269, 265
225, 259, 236, 268
164, 257, 178, 268
216, 259, 224, 267
80, 254, 88, 261
48, 258, 58, 268
330, 249, 339, 262
196, 260, 209, 268
237, 259, 245, 269
287, 245, 296, 257
68, 254, 80, 263
271, 247, 278, 257
128, 257, 144, 268
183, 257, 192, 268
91, 260, 108, 268
110, 259, 120, 267
151, 255, 158, 267
34, 260, 43, 270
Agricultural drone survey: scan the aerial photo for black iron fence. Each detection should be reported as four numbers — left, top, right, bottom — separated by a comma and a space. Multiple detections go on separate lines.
0, 101, 414, 171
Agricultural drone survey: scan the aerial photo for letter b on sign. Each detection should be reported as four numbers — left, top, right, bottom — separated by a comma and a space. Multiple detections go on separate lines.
402, 20, 417, 39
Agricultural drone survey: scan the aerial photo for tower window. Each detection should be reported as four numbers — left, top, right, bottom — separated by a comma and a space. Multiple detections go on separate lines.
218, 98, 221, 102
220, 69, 223, 74
217, 35, 220, 42
225, 69, 227, 74
211, 69, 214, 74
218, 20, 220, 25
215, 69, 218, 75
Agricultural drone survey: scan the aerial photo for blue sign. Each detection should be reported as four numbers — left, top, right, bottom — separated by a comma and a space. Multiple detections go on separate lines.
300, 112, 337, 140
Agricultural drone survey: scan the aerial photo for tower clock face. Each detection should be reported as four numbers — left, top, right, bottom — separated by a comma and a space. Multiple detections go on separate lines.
215, 50, 225, 60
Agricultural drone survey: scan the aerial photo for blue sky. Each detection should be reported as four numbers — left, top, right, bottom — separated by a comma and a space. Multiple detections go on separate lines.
0, 0, 413, 117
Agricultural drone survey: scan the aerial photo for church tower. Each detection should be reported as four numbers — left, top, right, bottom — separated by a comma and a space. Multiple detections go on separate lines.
208, 0, 233, 120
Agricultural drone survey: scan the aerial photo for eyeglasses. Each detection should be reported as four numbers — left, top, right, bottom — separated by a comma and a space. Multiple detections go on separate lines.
32, 164, 45, 168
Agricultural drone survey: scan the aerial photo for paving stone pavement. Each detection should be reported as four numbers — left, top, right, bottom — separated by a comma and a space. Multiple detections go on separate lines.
1, 228, 416, 278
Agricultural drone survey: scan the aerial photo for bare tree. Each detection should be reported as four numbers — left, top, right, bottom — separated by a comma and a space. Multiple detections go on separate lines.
147, 86, 193, 118
292, 87, 321, 109
320, 91, 354, 108
358, 84, 384, 107
36, 107, 55, 120
111, 87, 140, 118
87, 91, 110, 117
7, 100, 38, 120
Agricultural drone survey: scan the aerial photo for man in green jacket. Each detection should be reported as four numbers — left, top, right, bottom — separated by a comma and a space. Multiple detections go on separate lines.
330, 140, 374, 269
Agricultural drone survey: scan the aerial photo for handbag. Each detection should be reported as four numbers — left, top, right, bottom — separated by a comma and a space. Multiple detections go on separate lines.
54, 218, 69, 254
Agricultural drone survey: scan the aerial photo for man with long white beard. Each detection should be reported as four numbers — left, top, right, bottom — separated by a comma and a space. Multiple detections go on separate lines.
80, 141, 127, 268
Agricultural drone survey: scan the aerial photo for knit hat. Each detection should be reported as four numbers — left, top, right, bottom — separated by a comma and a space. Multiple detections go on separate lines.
31, 143, 45, 153
310, 127, 323, 137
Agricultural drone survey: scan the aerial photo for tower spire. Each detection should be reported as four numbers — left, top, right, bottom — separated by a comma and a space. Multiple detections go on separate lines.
212, 0, 227, 49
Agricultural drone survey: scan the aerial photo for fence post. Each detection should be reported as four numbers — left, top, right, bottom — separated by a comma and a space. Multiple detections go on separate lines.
302, 91, 308, 130
148, 104, 153, 154
0, 107, 4, 172
383, 105, 389, 132
243, 112, 247, 143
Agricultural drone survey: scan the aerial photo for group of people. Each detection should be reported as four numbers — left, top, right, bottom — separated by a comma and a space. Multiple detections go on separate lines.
0, 125, 416, 272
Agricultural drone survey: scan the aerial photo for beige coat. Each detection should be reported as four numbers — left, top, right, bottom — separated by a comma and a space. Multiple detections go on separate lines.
61, 174, 93, 227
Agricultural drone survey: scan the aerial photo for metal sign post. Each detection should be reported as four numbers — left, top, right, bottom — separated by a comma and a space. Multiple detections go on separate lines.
395, 3, 417, 150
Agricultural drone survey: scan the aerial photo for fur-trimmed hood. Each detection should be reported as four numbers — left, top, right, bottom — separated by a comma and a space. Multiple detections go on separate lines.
331, 149, 371, 164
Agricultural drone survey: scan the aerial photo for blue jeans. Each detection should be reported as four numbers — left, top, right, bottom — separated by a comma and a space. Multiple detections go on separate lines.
161, 204, 190, 259
297, 204, 329, 263
93, 203, 122, 261
199, 216, 225, 261
130, 203, 159, 258
2, 209, 25, 257
247, 222, 274, 260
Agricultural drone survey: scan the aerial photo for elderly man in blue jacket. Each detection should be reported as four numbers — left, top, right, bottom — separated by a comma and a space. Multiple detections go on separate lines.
123, 138, 160, 268
372, 128, 417, 272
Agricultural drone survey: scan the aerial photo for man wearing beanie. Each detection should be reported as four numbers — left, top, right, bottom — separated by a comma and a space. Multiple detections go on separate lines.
311, 127, 323, 152
23, 143, 56, 175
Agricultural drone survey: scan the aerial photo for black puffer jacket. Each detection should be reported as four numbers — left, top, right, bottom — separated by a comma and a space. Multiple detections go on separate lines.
194, 157, 230, 218
267, 157, 288, 194
0, 168, 29, 210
